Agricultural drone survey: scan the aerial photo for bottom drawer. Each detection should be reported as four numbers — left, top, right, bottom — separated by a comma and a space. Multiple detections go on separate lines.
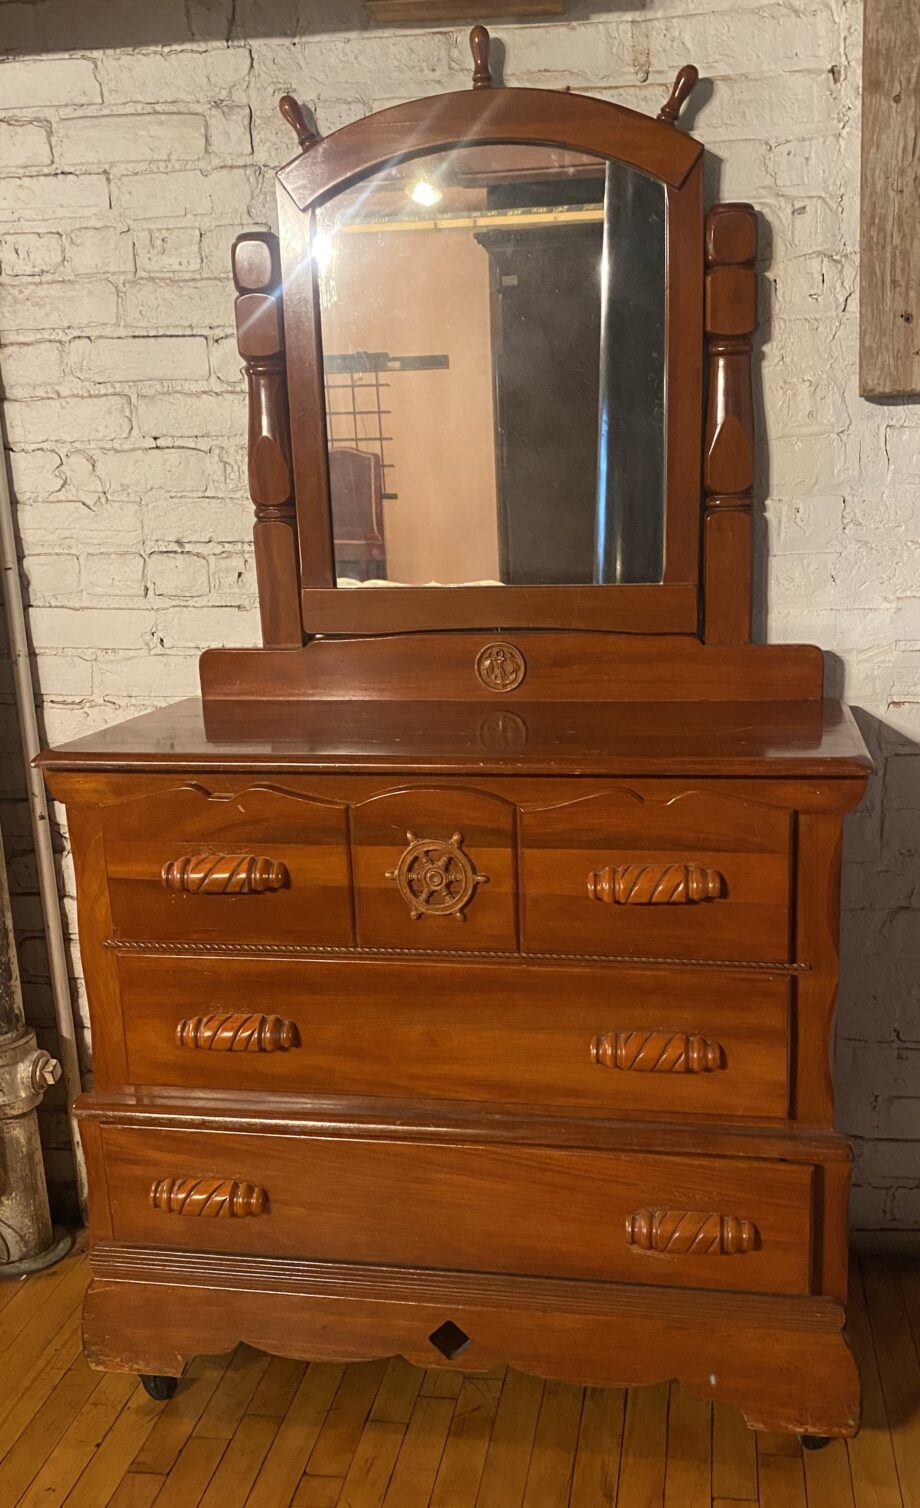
98, 1124, 814, 1297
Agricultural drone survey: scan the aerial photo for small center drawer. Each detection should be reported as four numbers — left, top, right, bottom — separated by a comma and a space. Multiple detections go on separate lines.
98, 1124, 814, 1296
100, 781, 353, 946
521, 787, 793, 963
351, 787, 516, 952
114, 955, 792, 1122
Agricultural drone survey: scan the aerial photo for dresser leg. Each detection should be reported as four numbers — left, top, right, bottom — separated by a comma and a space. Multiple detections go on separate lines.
798, 1434, 833, 1451
140, 1375, 179, 1402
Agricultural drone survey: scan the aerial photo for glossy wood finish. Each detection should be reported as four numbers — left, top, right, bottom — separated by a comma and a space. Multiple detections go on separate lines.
352, 787, 515, 951
176, 1012, 302, 1054
231, 231, 302, 649
278, 81, 701, 210
298, 584, 701, 637
212, 28, 751, 663
469, 23, 493, 86
275, 75, 704, 635
161, 853, 291, 895
704, 203, 757, 646
113, 955, 793, 1121
53, 742, 866, 1434
218, 30, 775, 703
200, 633, 828, 706
625, 1208, 757, 1256
38, 695, 871, 779
98, 782, 352, 947
587, 860, 724, 904
521, 786, 792, 963
40, 50, 872, 1448
149, 1176, 269, 1219
590, 1029, 725, 1075
278, 93, 317, 152
658, 64, 700, 126
93, 1117, 815, 1295
50, 767, 863, 970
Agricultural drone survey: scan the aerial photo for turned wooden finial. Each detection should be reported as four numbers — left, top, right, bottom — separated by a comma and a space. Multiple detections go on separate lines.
657, 64, 699, 125
469, 25, 492, 89
279, 93, 318, 151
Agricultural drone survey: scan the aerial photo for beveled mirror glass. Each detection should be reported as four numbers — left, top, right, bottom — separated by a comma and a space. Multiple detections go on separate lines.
314, 144, 666, 590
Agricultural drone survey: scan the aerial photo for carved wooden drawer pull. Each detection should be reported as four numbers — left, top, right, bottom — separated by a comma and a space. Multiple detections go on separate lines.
386, 831, 487, 921
591, 1030, 723, 1073
176, 1013, 301, 1053
150, 1176, 267, 1218
587, 862, 723, 905
161, 853, 289, 895
626, 1208, 757, 1255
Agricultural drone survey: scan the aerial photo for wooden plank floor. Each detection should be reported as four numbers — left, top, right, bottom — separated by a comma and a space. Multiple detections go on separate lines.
2, 1245, 918, 1507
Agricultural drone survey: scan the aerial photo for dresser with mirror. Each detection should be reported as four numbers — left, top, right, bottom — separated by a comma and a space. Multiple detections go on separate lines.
40, 28, 870, 1441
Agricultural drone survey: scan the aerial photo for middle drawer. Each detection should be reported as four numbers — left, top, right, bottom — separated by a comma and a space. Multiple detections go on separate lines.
114, 956, 792, 1121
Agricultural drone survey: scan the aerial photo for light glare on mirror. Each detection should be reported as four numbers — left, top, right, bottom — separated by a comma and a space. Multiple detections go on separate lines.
409, 179, 442, 207
312, 230, 335, 274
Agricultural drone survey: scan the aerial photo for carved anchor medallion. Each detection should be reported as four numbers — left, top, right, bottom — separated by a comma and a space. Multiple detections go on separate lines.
475, 642, 526, 693
386, 831, 488, 921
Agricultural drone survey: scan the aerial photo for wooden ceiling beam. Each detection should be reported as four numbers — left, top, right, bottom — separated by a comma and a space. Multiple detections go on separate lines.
365, 1, 566, 23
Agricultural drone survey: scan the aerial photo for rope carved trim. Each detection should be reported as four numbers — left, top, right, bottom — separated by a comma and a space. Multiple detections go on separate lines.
626, 1208, 757, 1255
105, 938, 808, 971
588, 862, 724, 905
161, 854, 290, 895
591, 1030, 724, 1073
149, 1176, 268, 1218
176, 1013, 301, 1053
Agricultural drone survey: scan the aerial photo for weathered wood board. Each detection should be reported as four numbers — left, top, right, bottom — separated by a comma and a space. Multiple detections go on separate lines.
860, 0, 920, 396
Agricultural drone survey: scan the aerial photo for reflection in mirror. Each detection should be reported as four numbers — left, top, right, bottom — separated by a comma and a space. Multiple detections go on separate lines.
315, 145, 665, 588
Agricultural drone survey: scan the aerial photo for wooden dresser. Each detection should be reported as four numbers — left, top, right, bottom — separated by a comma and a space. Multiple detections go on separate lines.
41, 31, 871, 1442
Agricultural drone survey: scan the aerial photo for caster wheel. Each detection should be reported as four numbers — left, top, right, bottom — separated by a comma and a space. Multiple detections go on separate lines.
140, 1374, 178, 1402
799, 1434, 832, 1451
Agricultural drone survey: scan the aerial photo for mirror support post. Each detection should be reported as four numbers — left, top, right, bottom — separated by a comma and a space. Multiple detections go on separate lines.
232, 231, 304, 649
703, 203, 757, 646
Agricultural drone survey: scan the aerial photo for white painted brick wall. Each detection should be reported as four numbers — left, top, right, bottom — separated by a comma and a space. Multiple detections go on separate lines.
1, 0, 918, 1243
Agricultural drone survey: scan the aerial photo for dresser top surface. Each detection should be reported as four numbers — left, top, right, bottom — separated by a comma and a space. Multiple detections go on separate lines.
38, 696, 872, 780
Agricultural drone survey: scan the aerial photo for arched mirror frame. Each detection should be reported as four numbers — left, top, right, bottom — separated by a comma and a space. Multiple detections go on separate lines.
274, 80, 706, 638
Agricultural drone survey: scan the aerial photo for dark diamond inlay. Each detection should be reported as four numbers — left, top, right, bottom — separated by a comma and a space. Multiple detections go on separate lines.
428, 1320, 472, 1361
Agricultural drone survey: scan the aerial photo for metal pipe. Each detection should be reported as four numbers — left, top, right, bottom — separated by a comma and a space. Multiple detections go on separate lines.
0, 433, 87, 1215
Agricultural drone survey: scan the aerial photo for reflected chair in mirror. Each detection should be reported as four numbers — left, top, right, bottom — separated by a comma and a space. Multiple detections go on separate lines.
329, 447, 387, 581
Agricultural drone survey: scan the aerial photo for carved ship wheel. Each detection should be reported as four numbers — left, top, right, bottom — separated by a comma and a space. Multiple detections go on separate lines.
386, 831, 488, 921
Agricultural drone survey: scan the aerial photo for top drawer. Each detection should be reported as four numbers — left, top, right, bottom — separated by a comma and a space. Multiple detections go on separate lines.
521, 788, 792, 963
100, 782, 352, 946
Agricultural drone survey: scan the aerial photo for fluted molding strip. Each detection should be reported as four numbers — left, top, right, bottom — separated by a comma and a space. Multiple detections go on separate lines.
588, 862, 723, 905
176, 1013, 301, 1053
591, 1030, 723, 1073
149, 1177, 268, 1218
161, 854, 290, 895
626, 1208, 757, 1255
